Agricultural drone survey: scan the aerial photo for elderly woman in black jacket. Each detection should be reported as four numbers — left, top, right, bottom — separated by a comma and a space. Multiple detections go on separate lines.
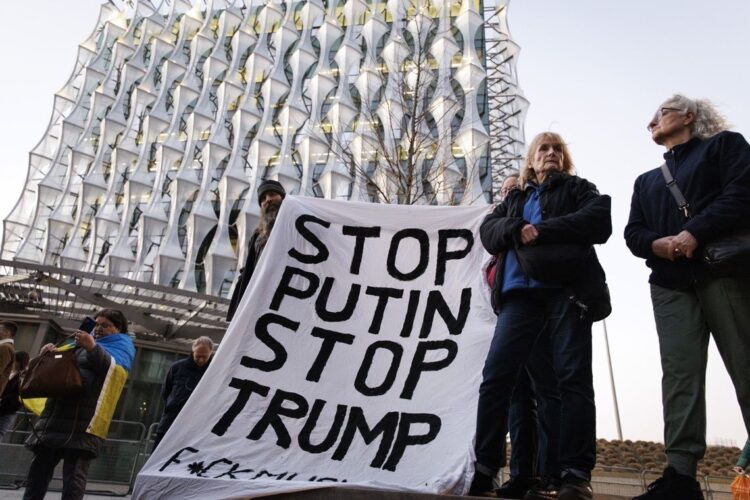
469, 132, 612, 500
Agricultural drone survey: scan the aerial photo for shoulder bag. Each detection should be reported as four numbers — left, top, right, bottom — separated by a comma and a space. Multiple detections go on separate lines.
19, 344, 83, 399
659, 163, 750, 271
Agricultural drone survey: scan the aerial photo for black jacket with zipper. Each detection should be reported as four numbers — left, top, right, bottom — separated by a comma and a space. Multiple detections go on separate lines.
226, 229, 263, 321
624, 131, 750, 289
481, 172, 612, 320
25, 345, 111, 456
155, 355, 211, 437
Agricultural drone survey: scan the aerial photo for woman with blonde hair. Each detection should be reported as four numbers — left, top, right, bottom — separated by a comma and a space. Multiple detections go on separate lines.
518, 132, 577, 188
469, 132, 612, 500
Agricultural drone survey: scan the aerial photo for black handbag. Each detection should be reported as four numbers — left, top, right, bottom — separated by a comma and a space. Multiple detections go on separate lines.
19, 347, 83, 399
515, 243, 592, 284
703, 229, 750, 271
659, 163, 750, 271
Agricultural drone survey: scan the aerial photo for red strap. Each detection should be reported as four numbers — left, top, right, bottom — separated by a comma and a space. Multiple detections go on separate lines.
486, 257, 499, 288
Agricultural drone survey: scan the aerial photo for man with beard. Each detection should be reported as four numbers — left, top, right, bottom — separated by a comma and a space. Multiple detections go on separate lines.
226, 179, 286, 321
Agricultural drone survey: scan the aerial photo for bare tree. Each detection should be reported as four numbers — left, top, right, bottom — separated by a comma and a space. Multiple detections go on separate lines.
316, 6, 485, 206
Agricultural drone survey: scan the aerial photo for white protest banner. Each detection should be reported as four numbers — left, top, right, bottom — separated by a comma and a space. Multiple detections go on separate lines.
133, 196, 496, 498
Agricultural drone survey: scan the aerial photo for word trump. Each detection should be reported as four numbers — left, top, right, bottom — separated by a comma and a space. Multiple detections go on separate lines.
208, 213, 476, 472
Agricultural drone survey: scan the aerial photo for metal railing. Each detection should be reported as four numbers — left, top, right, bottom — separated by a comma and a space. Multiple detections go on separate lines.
497, 465, 736, 499
2, 416, 740, 498
0, 412, 147, 495
132, 423, 159, 477
598, 468, 735, 499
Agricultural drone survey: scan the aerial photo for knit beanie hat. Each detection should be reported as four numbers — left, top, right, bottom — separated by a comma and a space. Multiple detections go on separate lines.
257, 179, 286, 205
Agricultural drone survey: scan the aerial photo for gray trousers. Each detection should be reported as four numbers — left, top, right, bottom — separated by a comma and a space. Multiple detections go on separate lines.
651, 276, 750, 476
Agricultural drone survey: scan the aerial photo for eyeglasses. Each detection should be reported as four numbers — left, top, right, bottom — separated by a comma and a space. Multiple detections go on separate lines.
647, 107, 685, 131
94, 319, 116, 331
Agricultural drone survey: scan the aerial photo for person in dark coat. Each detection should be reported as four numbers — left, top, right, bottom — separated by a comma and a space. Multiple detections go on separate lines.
494, 173, 559, 500
469, 132, 611, 500
153, 336, 214, 449
23, 309, 135, 500
0, 320, 17, 395
0, 351, 29, 439
226, 179, 287, 321
625, 94, 750, 500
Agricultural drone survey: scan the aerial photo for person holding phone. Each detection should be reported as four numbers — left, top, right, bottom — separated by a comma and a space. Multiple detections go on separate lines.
23, 309, 135, 500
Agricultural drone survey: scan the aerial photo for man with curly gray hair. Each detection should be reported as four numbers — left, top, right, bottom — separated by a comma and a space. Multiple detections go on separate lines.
625, 95, 750, 500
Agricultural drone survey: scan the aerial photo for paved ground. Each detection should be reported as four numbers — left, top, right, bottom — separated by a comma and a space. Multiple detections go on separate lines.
0, 490, 129, 500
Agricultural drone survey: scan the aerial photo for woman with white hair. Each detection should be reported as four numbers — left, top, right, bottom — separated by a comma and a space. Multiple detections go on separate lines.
626, 95, 750, 500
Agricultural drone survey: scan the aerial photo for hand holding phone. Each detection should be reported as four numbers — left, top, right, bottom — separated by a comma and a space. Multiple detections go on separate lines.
74, 331, 96, 351
79, 317, 96, 334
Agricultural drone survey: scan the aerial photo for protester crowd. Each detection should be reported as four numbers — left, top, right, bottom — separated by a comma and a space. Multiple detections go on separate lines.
0, 94, 748, 500
466, 94, 750, 500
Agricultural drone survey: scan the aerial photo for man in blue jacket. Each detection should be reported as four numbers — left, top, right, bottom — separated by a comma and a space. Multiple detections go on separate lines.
153, 336, 214, 449
625, 94, 750, 500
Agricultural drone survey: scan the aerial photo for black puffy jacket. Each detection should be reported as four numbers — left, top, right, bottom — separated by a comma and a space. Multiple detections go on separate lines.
26, 345, 112, 457
481, 172, 612, 320
0, 374, 21, 416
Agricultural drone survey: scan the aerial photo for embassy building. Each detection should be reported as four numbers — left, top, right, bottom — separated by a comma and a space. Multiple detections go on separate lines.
0, 0, 526, 459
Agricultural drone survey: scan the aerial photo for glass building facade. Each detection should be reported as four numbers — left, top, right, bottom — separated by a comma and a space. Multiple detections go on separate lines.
1, 0, 526, 441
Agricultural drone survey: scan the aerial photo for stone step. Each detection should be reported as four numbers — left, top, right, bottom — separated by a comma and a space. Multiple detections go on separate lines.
256, 486, 630, 499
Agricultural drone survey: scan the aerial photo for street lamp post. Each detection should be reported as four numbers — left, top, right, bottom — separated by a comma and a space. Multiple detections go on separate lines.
602, 319, 623, 441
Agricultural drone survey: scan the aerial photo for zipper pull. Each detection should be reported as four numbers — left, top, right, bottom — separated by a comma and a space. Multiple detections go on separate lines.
571, 296, 588, 319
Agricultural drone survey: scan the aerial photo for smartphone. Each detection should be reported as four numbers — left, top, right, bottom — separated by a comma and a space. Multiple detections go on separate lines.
79, 316, 96, 334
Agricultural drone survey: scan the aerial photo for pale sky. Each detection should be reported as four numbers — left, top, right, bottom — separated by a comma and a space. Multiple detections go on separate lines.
1, 1, 748, 446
